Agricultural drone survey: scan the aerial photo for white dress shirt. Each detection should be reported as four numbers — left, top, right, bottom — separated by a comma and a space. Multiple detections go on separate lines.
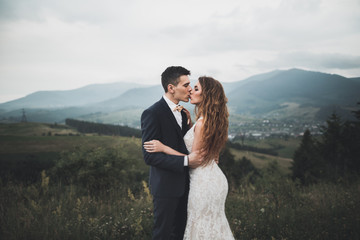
163, 95, 182, 128
163, 95, 189, 166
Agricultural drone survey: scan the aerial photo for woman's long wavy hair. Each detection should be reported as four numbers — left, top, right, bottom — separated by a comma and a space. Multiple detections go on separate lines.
195, 76, 229, 166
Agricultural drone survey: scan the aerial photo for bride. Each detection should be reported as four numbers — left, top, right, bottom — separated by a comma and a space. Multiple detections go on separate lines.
144, 76, 234, 239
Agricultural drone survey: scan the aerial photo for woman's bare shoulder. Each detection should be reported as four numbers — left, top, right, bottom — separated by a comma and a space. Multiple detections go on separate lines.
194, 118, 204, 132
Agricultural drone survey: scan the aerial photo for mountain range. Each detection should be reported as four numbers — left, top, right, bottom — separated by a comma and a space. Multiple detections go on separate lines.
1, 68, 359, 128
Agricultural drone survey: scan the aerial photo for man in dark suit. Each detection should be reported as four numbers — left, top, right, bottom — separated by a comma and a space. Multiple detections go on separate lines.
141, 66, 203, 240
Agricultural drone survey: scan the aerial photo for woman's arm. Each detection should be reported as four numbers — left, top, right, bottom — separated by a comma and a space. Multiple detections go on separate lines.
141, 108, 185, 172
144, 140, 186, 156
143, 118, 205, 168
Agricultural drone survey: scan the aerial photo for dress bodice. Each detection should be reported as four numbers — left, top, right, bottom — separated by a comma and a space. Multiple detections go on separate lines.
184, 117, 204, 153
184, 121, 196, 153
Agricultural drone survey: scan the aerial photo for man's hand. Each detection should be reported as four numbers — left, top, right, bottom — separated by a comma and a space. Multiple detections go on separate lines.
188, 150, 204, 168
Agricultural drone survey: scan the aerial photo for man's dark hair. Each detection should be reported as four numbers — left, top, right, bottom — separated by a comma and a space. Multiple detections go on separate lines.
161, 66, 191, 92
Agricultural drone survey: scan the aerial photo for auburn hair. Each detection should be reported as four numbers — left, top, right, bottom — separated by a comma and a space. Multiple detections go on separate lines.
195, 76, 229, 166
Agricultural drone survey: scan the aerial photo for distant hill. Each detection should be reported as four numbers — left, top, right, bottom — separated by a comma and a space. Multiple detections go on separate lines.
0, 82, 147, 110
229, 69, 359, 106
350, 77, 360, 82
91, 85, 164, 111
225, 68, 360, 120
1, 69, 359, 125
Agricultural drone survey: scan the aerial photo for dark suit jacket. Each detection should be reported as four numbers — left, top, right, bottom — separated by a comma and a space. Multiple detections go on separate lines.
141, 97, 190, 197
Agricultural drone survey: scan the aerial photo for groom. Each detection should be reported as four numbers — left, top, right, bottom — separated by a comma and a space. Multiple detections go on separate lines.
141, 66, 203, 240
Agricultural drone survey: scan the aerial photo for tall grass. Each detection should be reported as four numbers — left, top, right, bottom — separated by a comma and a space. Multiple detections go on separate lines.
1, 164, 359, 239
0, 133, 359, 239
0, 176, 153, 239
226, 167, 360, 240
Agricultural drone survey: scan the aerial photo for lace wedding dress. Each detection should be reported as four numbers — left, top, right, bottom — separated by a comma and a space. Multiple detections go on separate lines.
183, 119, 234, 240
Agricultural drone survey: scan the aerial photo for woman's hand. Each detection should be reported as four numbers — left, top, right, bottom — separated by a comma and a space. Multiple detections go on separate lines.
143, 140, 165, 153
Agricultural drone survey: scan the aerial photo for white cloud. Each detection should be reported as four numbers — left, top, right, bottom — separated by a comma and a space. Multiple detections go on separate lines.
0, 0, 360, 103
256, 51, 360, 70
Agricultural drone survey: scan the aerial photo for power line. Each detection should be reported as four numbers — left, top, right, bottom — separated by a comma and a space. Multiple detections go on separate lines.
21, 108, 27, 122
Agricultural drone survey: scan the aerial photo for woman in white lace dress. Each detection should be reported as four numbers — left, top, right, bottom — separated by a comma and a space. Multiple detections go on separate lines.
144, 76, 234, 239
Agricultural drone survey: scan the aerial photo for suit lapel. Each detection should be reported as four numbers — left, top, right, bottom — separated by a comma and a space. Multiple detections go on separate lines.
181, 110, 189, 136
159, 98, 183, 137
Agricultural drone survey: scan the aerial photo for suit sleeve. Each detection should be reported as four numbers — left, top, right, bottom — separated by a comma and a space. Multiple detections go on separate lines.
141, 108, 185, 173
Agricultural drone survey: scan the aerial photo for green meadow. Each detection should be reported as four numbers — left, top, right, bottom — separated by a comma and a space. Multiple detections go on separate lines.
233, 137, 302, 159
0, 122, 359, 239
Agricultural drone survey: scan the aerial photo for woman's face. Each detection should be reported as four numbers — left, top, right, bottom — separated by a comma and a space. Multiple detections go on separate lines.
190, 80, 202, 105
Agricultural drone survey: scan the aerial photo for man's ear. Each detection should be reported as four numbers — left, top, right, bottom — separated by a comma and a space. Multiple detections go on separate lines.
168, 84, 175, 93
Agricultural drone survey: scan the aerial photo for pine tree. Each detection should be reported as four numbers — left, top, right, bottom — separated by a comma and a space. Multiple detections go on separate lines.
351, 102, 360, 121
292, 129, 321, 184
342, 103, 360, 174
320, 113, 344, 179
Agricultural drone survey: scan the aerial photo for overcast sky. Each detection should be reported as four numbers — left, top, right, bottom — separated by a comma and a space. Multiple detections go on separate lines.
0, 0, 360, 103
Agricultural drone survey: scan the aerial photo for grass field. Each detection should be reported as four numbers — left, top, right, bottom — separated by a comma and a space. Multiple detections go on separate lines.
0, 122, 78, 136
229, 136, 299, 175
0, 122, 142, 152
230, 148, 293, 174
1, 122, 359, 239
0, 122, 142, 184
234, 137, 301, 159
1, 122, 293, 173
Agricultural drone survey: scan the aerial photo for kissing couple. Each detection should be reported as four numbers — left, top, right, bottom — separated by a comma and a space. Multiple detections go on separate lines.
141, 66, 234, 239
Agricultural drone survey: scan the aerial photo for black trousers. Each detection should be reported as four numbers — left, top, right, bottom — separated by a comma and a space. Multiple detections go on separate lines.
152, 191, 189, 240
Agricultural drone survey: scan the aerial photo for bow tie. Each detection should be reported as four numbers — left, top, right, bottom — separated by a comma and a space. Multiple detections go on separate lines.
173, 105, 184, 112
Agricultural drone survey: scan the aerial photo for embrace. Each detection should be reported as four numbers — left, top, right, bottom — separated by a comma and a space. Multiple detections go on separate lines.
141, 66, 234, 240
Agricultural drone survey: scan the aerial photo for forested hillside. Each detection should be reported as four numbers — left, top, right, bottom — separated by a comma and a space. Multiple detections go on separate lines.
65, 118, 141, 138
